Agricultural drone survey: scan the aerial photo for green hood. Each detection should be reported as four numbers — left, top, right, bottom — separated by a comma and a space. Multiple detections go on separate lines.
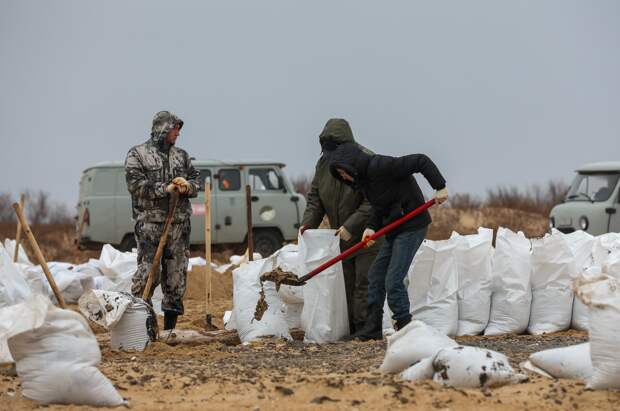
319, 118, 356, 146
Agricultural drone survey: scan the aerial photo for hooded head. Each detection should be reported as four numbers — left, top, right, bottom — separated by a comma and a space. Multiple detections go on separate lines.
328, 142, 371, 189
151, 111, 184, 145
319, 118, 355, 152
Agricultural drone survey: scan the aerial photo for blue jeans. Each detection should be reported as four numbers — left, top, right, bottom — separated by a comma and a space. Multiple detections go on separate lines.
366, 227, 427, 324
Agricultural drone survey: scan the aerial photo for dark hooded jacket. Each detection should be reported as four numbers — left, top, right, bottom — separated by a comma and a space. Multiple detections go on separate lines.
328, 142, 446, 235
301, 119, 374, 242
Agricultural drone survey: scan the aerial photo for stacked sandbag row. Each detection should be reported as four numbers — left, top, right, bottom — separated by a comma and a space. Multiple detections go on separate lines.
402, 228, 619, 337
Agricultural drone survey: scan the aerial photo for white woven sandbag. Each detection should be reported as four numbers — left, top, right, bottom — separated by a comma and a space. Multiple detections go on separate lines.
379, 320, 457, 373
451, 228, 493, 336
299, 230, 348, 343
485, 228, 532, 335
526, 343, 592, 381
574, 274, 620, 389
433, 346, 527, 388
528, 230, 574, 335
408, 239, 459, 336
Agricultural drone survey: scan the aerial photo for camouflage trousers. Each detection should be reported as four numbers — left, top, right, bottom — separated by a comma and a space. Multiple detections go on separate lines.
131, 220, 191, 315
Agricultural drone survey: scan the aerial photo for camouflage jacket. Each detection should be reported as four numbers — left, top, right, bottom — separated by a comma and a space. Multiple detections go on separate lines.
125, 138, 200, 224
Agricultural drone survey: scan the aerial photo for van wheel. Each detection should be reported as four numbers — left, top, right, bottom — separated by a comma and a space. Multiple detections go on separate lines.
253, 229, 284, 258
119, 234, 137, 252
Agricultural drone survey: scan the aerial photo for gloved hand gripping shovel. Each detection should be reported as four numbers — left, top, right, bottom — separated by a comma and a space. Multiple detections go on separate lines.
255, 199, 436, 320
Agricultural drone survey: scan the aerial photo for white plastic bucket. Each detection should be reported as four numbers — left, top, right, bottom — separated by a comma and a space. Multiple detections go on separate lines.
110, 303, 151, 351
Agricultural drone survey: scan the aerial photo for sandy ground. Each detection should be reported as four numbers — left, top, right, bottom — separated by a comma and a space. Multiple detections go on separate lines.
1, 267, 619, 411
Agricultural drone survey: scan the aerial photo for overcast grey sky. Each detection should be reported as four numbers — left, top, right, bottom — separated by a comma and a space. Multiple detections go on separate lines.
1, 1, 619, 208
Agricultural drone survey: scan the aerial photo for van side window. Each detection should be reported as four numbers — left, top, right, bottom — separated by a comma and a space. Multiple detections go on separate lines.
249, 168, 283, 191
198, 169, 212, 191
218, 169, 241, 191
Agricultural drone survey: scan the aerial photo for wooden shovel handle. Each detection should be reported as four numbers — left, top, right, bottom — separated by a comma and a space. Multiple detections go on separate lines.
13, 194, 25, 263
13, 202, 66, 308
142, 192, 180, 300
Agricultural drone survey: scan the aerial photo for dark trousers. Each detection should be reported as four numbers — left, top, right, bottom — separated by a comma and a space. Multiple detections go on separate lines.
366, 227, 427, 324
341, 239, 380, 333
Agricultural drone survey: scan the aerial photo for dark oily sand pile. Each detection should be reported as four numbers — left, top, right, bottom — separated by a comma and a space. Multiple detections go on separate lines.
253, 286, 269, 322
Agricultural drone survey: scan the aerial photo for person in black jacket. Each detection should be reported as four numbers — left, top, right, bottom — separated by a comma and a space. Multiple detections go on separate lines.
327, 142, 448, 340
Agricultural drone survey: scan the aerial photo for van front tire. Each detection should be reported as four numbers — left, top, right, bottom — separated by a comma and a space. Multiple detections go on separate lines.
252, 229, 284, 258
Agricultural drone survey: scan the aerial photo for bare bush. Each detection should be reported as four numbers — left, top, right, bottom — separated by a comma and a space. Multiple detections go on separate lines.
450, 180, 569, 217
25, 190, 50, 225
0, 192, 14, 222
291, 174, 313, 198
449, 193, 483, 210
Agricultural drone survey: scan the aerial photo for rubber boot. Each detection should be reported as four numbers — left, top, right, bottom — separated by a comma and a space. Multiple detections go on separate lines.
394, 316, 411, 332
343, 304, 383, 341
164, 311, 178, 330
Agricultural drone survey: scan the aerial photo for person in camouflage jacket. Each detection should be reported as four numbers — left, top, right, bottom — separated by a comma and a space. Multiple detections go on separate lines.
300, 118, 380, 334
125, 111, 200, 330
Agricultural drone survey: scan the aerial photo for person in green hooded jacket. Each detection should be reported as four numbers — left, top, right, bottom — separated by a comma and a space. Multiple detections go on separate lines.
300, 118, 380, 334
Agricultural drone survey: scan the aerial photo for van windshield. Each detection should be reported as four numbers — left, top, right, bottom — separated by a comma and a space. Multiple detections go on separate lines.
566, 173, 620, 202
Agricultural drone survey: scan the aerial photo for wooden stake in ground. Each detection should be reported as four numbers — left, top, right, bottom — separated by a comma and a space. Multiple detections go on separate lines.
12, 202, 66, 309
245, 184, 254, 261
204, 180, 217, 330
142, 191, 180, 301
13, 193, 25, 263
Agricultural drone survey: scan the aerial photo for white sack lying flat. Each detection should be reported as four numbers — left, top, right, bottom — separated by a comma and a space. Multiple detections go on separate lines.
232, 258, 291, 343
300, 230, 349, 343
485, 228, 532, 336
524, 343, 592, 381
380, 320, 457, 374
451, 228, 493, 336
574, 274, 620, 390
0, 295, 123, 406
528, 230, 574, 335
408, 239, 459, 336
432, 346, 527, 388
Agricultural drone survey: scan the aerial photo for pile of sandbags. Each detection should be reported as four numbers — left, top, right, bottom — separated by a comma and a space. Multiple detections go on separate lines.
0, 294, 124, 406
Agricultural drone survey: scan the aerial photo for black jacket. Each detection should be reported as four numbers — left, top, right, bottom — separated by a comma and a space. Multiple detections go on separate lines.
327, 142, 446, 235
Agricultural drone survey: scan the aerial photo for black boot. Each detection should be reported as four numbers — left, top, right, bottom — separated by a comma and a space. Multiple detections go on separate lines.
164, 311, 178, 330
394, 316, 411, 332
343, 304, 383, 341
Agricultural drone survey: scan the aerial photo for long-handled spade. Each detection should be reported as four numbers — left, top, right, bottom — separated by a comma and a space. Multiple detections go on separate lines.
255, 199, 437, 320
142, 191, 180, 303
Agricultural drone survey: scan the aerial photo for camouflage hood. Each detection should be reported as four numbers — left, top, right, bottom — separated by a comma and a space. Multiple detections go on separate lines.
319, 118, 356, 151
150, 111, 184, 145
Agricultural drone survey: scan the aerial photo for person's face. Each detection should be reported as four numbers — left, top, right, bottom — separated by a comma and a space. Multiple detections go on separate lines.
337, 168, 354, 182
165, 124, 181, 145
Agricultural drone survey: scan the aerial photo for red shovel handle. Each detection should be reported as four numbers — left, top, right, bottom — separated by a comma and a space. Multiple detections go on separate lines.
298, 199, 436, 283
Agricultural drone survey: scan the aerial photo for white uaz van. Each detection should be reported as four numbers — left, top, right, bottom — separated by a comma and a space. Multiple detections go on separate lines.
550, 162, 620, 235
76, 160, 306, 256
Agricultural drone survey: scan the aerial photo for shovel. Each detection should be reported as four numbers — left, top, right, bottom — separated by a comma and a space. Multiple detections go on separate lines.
261, 199, 437, 287
142, 190, 180, 301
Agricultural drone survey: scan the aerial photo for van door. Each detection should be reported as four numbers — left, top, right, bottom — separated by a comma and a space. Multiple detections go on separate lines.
88, 168, 117, 244
115, 169, 133, 245
189, 169, 217, 244
214, 167, 245, 243
248, 166, 298, 238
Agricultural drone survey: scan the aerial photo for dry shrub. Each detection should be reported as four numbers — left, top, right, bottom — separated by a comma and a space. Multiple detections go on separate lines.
291, 174, 312, 198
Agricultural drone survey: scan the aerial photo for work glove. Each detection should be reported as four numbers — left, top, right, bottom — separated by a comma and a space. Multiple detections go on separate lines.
299, 225, 310, 236
334, 226, 352, 242
435, 187, 449, 205
172, 177, 190, 194
362, 228, 376, 248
